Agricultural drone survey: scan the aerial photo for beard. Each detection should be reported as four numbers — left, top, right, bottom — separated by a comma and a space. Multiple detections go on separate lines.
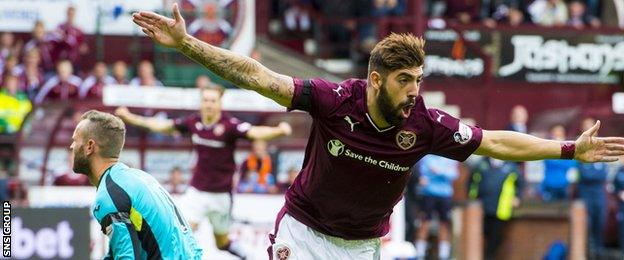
378, 83, 407, 126
72, 146, 91, 176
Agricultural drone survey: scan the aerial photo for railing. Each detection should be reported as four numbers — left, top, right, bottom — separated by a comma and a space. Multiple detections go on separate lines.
15, 100, 309, 184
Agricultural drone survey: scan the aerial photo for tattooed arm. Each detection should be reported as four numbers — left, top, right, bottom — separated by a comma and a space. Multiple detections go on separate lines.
132, 3, 294, 107
178, 36, 294, 107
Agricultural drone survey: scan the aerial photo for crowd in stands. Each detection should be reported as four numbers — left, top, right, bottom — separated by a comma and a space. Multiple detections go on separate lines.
274, 0, 620, 35
0, 5, 175, 135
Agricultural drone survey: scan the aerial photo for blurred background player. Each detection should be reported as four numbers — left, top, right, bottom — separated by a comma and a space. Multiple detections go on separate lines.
131, 4, 624, 258
575, 117, 608, 255
115, 84, 292, 259
468, 157, 523, 260
415, 155, 459, 260
70, 110, 202, 259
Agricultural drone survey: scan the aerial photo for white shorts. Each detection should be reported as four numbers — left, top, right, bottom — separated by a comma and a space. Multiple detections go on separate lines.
269, 212, 381, 260
178, 186, 232, 235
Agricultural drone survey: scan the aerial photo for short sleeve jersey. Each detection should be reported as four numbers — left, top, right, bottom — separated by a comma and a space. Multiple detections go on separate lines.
284, 78, 483, 239
173, 113, 251, 192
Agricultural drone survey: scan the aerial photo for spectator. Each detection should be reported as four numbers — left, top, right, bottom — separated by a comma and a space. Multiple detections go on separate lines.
23, 21, 55, 72
575, 117, 607, 253
568, 0, 601, 28
614, 156, 624, 252
373, 0, 407, 16
415, 155, 459, 260
56, 5, 88, 67
283, 0, 312, 31
541, 124, 576, 202
468, 157, 523, 260
129, 60, 163, 86
18, 48, 45, 97
185, 1, 230, 46
0, 75, 32, 134
79, 61, 115, 99
319, 0, 356, 58
278, 166, 299, 193
0, 55, 22, 82
0, 32, 18, 67
529, 0, 569, 26
238, 140, 278, 194
601, 0, 624, 28
195, 74, 212, 89
506, 8, 527, 26
53, 150, 90, 186
34, 60, 82, 104
506, 105, 529, 133
111, 60, 129, 84
586, 0, 601, 17
446, 0, 481, 24
163, 167, 188, 195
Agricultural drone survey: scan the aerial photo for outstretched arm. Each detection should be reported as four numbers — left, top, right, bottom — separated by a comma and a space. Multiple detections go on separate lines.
131, 4, 294, 107
247, 122, 292, 140
475, 121, 624, 162
115, 107, 176, 134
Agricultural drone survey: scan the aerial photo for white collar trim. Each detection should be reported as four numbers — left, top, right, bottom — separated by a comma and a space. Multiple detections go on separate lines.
365, 113, 395, 133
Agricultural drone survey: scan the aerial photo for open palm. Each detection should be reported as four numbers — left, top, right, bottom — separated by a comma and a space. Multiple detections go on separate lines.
132, 3, 187, 48
574, 120, 624, 162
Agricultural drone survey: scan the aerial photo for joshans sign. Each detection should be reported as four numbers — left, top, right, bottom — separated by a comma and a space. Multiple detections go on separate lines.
498, 34, 624, 84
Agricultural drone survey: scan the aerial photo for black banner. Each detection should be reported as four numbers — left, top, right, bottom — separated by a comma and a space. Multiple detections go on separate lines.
424, 29, 488, 79
10, 207, 90, 260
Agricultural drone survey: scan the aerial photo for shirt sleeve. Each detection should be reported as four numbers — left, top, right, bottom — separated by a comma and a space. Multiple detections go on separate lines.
428, 108, 483, 161
173, 115, 193, 134
288, 77, 345, 118
227, 117, 252, 140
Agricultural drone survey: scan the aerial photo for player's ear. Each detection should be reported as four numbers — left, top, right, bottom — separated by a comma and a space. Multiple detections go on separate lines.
86, 139, 96, 156
370, 71, 382, 90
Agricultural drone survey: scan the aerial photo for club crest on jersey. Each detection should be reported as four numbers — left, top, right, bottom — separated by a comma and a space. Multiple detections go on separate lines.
454, 123, 473, 145
327, 139, 345, 157
396, 130, 417, 150
275, 245, 291, 260
213, 124, 225, 136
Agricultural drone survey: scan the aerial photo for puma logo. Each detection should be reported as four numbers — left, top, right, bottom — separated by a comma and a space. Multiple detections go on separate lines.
344, 116, 360, 132
435, 110, 445, 123
333, 85, 344, 97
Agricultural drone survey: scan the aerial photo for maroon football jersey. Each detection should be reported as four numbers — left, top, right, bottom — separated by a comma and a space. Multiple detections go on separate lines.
284, 78, 483, 239
174, 113, 251, 192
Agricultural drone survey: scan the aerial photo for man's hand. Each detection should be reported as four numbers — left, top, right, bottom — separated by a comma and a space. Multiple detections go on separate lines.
278, 122, 292, 136
574, 120, 624, 163
132, 3, 187, 49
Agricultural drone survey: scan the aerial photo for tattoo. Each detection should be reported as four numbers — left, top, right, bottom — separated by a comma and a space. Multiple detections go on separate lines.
178, 37, 293, 106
